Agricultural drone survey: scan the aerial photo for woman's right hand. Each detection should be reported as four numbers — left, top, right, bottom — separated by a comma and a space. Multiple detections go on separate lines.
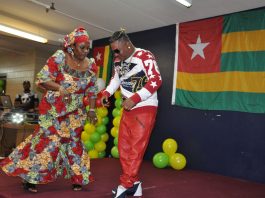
87, 110, 98, 125
59, 86, 72, 103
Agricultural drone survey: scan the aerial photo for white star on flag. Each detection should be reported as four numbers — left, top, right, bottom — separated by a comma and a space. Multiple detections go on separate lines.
150, 81, 157, 88
96, 52, 102, 61
188, 35, 209, 60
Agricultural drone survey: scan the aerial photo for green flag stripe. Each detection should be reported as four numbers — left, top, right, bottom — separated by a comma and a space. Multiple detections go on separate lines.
99, 66, 103, 78
221, 51, 265, 72
175, 89, 265, 113
223, 8, 265, 33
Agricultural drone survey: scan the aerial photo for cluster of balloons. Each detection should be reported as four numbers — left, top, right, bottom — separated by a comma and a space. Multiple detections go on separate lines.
152, 138, 187, 170
110, 90, 123, 158
81, 78, 110, 159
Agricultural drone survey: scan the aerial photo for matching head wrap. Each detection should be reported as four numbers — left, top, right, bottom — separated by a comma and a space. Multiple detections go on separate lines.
63, 27, 90, 54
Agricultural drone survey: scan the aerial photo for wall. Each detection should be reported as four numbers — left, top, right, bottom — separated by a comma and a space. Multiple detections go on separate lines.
0, 50, 36, 101
0, 47, 55, 101
93, 25, 265, 183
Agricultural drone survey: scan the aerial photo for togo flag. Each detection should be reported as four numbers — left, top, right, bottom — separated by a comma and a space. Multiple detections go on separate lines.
172, 8, 265, 113
93, 45, 113, 85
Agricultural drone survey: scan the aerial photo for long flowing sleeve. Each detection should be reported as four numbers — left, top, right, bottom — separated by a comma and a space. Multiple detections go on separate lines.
35, 50, 65, 90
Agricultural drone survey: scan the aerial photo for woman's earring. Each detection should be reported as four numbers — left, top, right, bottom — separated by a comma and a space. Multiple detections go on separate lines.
128, 46, 131, 49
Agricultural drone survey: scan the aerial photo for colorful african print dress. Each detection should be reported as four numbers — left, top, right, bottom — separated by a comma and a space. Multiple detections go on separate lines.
0, 50, 98, 185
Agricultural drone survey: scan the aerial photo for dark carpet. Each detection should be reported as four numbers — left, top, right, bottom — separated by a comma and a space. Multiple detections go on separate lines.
0, 158, 265, 198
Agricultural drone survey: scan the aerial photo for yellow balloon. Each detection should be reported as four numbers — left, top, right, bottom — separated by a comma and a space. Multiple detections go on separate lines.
101, 133, 109, 142
113, 116, 121, 127
95, 141, 106, 152
88, 149, 99, 159
111, 127, 119, 138
96, 115, 103, 126
162, 138, 178, 155
114, 90, 121, 99
169, 153, 186, 170
81, 131, 90, 142
97, 107, 108, 117
84, 123, 96, 134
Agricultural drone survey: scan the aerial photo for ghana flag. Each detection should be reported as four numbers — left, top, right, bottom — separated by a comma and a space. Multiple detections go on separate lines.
93, 45, 113, 85
172, 8, 265, 113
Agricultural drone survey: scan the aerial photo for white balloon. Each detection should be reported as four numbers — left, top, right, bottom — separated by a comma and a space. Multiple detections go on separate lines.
96, 78, 106, 92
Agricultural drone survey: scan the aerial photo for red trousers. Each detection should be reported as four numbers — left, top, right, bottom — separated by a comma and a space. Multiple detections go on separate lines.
118, 106, 157, 188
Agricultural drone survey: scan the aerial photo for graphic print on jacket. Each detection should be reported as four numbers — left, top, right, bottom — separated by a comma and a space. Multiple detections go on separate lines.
106, 48, 162, 109
117, 62, 148, 93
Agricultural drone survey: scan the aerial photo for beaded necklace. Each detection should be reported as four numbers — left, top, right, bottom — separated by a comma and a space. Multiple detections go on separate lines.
119, 49, 137, 76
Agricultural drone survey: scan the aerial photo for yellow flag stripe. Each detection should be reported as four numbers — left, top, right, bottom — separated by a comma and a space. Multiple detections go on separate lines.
222, 30, 265, 53
176, 71, 265, 93
102, 46, 110, 82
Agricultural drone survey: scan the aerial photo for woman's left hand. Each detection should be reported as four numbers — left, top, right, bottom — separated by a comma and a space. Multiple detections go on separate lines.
87, 110, 98, 125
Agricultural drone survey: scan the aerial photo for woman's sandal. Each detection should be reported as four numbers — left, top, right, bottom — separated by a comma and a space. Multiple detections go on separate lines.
22, 181, 37, 193
72, 184, 82, 191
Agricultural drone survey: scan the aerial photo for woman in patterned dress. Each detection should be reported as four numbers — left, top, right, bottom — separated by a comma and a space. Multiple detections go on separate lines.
0, 27, 98, 192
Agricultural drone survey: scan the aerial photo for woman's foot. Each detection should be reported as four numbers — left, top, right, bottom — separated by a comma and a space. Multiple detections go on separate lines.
72, 184, 82, 191
22, 181, 37, 193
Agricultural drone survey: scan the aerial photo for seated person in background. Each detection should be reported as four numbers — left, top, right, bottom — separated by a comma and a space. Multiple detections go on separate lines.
14, 80, 39, 113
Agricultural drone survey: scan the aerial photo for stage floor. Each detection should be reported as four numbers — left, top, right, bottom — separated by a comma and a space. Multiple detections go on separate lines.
0, 158, 265, 198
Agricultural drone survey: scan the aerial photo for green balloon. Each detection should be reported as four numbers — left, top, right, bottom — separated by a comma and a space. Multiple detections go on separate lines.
113, 137, 118, 146
96, 124, 107, 135
112, 108, 121, 117
98, 151, 106, 158
102, 117, 109, 125
86, 106, 90, 112
90, 132, 101, 143
84, 140, 94, 151
111, 146, 119, 158
115, 98, 122, 108
152, 152, 169, 169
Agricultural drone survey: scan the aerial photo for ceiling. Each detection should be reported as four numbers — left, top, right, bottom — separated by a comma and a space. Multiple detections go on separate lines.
0, 0, 265, 54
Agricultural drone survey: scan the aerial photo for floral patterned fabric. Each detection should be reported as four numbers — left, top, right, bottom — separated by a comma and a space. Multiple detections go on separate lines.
0, 50, 98, 185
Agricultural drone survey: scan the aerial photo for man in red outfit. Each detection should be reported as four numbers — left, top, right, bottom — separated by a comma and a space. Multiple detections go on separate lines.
102, 29, 162, 198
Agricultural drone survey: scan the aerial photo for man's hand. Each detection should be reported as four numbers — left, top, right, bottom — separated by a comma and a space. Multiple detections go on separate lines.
122, 98, 136, 111
101, 95, 110, 107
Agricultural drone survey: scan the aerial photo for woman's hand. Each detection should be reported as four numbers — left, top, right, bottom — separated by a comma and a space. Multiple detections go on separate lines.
62, 95, 72, 103
87, 110, 98, 125
59, 86, 72, 103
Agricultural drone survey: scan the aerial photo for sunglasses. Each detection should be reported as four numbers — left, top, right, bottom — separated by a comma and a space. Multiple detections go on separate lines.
113, 49, 120, 54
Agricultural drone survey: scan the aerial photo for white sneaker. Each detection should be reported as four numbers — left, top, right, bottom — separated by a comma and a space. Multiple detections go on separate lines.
133, 181, 142, 197
126, 181, 142, 197
113, 185, 127, 198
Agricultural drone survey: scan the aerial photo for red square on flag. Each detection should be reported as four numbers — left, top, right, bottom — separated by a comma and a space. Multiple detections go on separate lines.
178, 17, 223, 73
93, 46, 105, 66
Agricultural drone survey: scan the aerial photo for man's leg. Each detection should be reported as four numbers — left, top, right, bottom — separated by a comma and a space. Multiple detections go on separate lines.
115, 107, 157, 197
